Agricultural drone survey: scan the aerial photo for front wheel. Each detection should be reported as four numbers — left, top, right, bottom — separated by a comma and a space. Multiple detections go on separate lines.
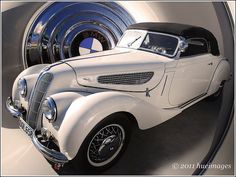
70, 114, 131, 173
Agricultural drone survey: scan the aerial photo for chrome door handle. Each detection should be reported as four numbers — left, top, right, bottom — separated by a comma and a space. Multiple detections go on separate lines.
208, 62, 213, 65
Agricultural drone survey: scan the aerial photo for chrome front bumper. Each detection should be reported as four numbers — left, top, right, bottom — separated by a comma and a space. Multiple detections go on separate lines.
6, 97, 68, 164
32, 132, 69, 164
6, 97, 25, 118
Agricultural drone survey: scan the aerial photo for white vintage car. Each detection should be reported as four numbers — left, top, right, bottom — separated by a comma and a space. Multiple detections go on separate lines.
6, 23, 230, 171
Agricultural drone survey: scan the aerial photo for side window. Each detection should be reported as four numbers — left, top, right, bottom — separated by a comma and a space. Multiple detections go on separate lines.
180, 38, 209, 57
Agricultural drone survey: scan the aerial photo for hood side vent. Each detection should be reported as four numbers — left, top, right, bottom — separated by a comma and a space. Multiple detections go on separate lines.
97, 72, 154, 85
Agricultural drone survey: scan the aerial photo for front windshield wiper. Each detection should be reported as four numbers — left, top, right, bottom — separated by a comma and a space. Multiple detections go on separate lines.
127, 36, 141, 47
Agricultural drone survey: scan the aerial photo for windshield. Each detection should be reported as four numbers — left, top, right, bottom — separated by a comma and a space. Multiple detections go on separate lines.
140, 32, 179, 57
117, 30, 180, 57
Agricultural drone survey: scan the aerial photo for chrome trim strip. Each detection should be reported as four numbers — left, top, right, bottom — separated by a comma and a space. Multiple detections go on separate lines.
161, 75, 168, 96
164, 93, 207, 110
178, 93, 207, 109
63, 50, 130, 63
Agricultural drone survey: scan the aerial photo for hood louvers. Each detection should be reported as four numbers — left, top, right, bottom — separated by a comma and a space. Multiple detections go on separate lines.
97, 72, 154, 85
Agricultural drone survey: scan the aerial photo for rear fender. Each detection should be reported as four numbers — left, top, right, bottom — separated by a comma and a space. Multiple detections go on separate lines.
208, 59, 230, 95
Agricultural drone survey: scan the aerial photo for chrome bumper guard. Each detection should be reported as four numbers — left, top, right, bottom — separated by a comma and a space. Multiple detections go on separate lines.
6, 97, 24, 118
6, 97, 68, 164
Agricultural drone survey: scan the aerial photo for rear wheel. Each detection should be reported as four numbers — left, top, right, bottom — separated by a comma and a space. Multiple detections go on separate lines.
70, 113, 132, 174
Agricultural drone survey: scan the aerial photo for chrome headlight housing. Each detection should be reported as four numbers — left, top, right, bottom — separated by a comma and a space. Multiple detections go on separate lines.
42, 97, 57, 123
17, 78, 27, 98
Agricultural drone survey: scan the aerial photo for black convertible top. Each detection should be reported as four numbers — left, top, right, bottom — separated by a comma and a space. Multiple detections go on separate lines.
128, 22, 219, 55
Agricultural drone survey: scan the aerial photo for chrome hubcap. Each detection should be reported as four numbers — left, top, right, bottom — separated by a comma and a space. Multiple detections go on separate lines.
87, 124, 125, 167
23, 2, 135, 67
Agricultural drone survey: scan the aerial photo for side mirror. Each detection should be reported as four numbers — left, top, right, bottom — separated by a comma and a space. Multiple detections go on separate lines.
179, 39, 188, 52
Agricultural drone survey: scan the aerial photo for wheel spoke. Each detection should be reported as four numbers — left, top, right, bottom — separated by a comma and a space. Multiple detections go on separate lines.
105, 127, 113, 134
87, 124, 125, 166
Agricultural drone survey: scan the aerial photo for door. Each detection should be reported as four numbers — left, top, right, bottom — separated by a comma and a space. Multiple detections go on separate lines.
168, 38, 218, 106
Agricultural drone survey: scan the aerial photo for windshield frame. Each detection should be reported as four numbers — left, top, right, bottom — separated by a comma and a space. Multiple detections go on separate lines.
117, 29, 147, 49
117, 29, 181, 58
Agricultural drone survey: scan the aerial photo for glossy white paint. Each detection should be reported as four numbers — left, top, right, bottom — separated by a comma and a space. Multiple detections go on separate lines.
74, 48, 167, 92
169, 54, 220, 106
12, 64, 49, 109
207, 59, 231, 95
55, 91, 182, 159
12, 64, 48, 100
10, 29, 230, 161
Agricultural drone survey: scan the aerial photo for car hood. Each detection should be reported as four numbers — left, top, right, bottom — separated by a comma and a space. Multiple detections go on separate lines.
64, 48, 172, 92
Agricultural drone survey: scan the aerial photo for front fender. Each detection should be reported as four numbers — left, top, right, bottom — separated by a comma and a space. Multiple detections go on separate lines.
12, 64, 49, 100
57, 91, 140, 160
51, 91, 181, 160
42, 91, 91, 138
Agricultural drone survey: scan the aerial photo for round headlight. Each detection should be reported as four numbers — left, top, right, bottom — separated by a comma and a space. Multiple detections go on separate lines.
17, 78, 27, 98
42, 97, 57, 122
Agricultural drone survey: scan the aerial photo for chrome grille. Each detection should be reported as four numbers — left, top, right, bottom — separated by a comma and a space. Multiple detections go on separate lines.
27, 72, 53, 128
97, 72, 154, 85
